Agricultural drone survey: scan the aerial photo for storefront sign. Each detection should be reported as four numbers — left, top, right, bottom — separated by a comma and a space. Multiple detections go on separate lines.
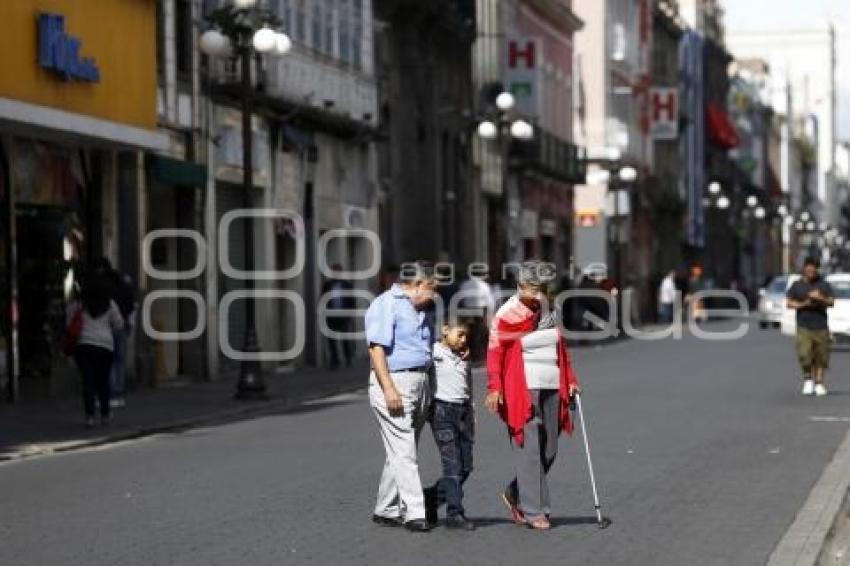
506, 37, 542, 118
38, 13, 100, 83
650, 87, 678, 140
0, 0, 158, 131
576, 210, 600, 228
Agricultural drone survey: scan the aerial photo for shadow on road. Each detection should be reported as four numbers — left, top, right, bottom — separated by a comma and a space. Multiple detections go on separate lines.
470, 515, 604, 529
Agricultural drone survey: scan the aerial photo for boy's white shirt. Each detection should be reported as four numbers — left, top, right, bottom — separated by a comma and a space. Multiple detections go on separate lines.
431, 341, 472, 403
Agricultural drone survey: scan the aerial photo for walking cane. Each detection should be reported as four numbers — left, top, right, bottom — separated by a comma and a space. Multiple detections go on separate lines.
574, 393, 612, 529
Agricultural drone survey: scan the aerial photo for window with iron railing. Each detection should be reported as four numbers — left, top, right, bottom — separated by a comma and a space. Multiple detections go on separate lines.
277, 0, 365, 70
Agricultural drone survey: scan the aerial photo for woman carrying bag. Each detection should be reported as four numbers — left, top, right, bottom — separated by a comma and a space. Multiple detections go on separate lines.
66, 272, 124, 428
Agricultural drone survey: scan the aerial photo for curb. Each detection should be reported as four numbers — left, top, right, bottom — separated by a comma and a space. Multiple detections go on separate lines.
767, 426, 850, 565
0, 381, 366, 464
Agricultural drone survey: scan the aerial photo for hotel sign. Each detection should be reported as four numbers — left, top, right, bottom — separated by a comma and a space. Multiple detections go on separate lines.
38, 13, 100, 83
506, 37, 542, 118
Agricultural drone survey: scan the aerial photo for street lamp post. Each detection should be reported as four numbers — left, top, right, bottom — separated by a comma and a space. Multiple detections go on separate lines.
476, 91, 534, 267
201, 1, 291, 400
610, 165, 637, 294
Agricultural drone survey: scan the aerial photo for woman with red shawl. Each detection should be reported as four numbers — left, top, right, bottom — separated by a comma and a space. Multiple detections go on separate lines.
484, 261, 581, 531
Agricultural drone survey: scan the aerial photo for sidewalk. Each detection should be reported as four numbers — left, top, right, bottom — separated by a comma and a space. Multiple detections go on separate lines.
0, 361, 369, 462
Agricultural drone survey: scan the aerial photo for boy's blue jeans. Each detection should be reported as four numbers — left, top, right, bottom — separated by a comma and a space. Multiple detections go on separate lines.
427, 399, 474, 518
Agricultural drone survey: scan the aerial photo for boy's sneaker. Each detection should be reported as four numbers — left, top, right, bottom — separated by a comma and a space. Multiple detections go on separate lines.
802, 380, 815, 396
445, 515, 476, 531
110, 398, 125, 408
815, 383, 828, 397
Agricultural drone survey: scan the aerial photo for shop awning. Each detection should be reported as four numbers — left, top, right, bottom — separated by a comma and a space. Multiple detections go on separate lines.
148, 155, 207, 187
706, 103, 739, 149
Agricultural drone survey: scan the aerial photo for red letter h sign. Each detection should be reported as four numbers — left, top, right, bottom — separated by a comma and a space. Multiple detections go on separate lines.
509, 41, 536, 69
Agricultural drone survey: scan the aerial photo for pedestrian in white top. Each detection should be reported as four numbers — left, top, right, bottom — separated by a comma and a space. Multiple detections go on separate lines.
658, 269, 677, 324
458, 276, 494, 361
68, 273, 124, 428
423, 321, 476, 530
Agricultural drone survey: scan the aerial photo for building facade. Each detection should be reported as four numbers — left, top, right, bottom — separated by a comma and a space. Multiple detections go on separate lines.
0, 0, 165, 401
726, 28, 837, 229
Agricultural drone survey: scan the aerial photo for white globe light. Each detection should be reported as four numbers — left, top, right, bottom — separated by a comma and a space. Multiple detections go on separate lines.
253, 27, 277, 54
807, 221, 816, 231
754, 206, 766, 219
820, 221, 828, 231
495, 92, 516, 111
199, 29, 229, 57
510, 120, 533, 140
618, 166, 638, 182
784, 215, 794, 226
795, 221, 804, 230
274, 32, 292, 55
477, 121, 497, 140
801, 211, 811, 221
233, 0, 258, 9
586, 169, 611, 185
708, 181, 721, 195
746, 195, 758, 207
717, 196, 730, 210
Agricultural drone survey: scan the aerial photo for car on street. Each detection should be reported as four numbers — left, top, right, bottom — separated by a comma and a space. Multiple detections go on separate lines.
758, 275, 789, 329
780, 274, 800, 337
827, 273, 850, 342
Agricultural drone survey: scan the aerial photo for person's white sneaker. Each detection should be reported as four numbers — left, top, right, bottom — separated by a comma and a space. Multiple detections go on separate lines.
802, 380, 815, 396
815, 383, 828, 397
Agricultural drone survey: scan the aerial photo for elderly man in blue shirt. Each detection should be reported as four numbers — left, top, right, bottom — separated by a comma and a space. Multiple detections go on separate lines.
366, 260, 438, 533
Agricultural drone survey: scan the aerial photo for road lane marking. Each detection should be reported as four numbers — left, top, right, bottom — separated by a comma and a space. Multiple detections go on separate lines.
810, 416, 850, 423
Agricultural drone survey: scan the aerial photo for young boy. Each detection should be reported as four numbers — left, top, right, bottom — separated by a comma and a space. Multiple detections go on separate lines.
424, 321, 476, 530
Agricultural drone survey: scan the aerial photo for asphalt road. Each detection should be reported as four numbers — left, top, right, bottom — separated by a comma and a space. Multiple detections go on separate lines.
2, 320, 850, 566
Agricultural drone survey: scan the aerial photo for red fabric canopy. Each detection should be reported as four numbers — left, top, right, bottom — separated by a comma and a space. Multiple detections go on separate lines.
707, 103, 740, 149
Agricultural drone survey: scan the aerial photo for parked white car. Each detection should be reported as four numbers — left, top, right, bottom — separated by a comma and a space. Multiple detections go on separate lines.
758, 275, 789, 329
827, 273, 850, 342
780, 274, 800, 337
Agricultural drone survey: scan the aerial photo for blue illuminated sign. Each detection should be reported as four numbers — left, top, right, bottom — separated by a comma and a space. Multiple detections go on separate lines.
38, 13, 100, 83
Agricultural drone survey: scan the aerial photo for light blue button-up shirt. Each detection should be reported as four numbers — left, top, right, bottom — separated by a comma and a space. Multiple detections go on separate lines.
365, 284, 435, 372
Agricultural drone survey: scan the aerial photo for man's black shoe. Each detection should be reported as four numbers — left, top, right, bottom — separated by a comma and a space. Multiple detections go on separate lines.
423, 487, 439, 525
445, 515, 476, 531
404, 519, 433, 532
372, 514, 403, 528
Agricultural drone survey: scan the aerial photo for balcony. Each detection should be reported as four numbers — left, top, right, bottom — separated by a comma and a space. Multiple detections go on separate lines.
511, 128, 586, 184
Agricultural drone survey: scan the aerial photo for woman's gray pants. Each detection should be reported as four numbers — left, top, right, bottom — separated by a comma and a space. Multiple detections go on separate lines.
507, 388, 561, 520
